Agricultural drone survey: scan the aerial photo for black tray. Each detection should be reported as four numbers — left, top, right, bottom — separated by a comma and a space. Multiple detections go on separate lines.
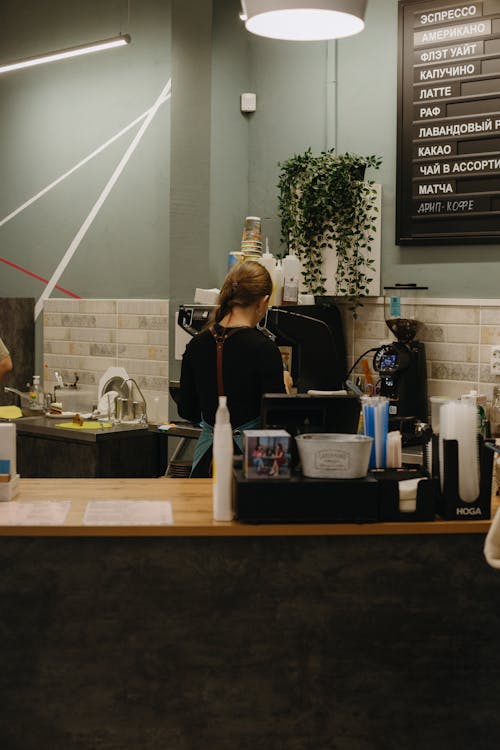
233, 469, 380, 524
371, 465, 438, 522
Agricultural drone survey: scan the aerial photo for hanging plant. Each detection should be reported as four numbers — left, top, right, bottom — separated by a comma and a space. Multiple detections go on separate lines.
277, 148, 382, 313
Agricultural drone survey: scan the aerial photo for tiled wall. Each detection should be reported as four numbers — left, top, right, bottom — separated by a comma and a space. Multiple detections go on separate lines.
340, 297, 500, 411
42, 296, 500, 424
43, 299, 168, 419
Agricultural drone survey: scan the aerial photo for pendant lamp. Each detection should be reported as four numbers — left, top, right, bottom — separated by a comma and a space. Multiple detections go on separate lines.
243, 0, 367, 41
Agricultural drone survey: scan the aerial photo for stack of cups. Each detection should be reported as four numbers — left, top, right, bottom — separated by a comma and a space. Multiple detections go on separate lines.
240, 216, 262, 259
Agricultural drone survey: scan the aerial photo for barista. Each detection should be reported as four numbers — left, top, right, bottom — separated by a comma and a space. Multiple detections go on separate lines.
0, 337, 13, 382
178, 260, 288, 477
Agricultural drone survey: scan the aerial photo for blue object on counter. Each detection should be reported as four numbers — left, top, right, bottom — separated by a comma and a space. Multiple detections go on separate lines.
362, 397, 389, 469
389, 296, 401, 318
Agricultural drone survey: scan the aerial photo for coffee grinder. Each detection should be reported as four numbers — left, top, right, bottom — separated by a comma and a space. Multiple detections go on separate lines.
372, 284, 428, 442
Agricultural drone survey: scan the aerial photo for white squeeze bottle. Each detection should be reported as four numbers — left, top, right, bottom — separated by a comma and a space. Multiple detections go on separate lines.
213, 395, 234, 521
282, 248, 300, 305
259, 238, 277, 304
274, 259, 284, 305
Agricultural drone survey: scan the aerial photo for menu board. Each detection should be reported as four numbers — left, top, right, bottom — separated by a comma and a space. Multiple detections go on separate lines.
397, 0, 500, 244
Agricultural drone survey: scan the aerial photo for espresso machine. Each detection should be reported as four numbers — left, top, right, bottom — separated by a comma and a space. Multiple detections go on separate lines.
177, 302, 347, 393
372, 285, 428, 441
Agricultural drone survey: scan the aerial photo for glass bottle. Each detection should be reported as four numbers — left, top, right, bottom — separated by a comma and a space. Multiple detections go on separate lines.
28, 375, 43, 410
490, 386, 500, 438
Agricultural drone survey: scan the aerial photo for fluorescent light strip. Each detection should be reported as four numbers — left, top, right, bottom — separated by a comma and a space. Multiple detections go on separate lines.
0, 34, 130, 74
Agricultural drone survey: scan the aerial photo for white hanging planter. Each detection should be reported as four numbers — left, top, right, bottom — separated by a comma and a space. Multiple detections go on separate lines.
298, 183, 382, 298
324, 183, 382, 297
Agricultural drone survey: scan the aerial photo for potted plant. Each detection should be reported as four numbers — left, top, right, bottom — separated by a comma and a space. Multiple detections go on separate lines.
277, 148, 382, 312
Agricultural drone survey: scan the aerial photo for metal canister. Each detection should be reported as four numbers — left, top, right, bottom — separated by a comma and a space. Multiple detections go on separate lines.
115, 397, 126, 422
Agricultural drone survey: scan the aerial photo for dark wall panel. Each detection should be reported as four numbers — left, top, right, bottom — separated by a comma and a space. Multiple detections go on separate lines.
0, 297, 34, 403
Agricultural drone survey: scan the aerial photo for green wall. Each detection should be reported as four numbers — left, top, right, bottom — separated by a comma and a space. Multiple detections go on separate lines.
241, 0, 500, 298
336, 0, 500, 296
0, 0, 171, 305
2, 0, 500, 378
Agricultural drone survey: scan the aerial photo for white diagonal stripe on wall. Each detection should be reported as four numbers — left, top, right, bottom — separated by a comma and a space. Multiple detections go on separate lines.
0, 89, 171, 229
34, 79, 171, 320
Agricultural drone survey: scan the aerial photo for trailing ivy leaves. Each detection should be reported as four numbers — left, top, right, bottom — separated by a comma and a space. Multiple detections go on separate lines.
277, 148, 382, 314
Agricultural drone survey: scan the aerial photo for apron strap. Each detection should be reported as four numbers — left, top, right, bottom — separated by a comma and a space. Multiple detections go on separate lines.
190, 326, 255, 477
190, 416, 261, 477
210, 325, 245, 397
216, 339, 224, 397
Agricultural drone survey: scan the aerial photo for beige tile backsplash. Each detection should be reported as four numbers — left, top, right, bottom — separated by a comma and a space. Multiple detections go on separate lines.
44, 296, 500, 425
340, 297, 500, 411
43, 299, 169, 420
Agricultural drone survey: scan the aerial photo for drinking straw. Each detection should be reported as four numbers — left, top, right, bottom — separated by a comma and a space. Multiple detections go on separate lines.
362, 399, 376, 469
381, 399, 389, 467
362, 396, 389, 469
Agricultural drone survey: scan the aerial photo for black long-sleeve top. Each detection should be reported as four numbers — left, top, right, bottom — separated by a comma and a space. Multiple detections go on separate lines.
178, 325, 286, 427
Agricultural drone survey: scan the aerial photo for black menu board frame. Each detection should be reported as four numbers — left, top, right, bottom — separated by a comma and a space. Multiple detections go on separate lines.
397, 0, 500, 244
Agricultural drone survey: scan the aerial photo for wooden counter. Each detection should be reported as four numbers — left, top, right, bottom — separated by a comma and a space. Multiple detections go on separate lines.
1, 478, 500, 749
1, 477, 497, 536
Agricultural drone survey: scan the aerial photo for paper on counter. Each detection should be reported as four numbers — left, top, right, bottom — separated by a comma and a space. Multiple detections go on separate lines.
307, 389, 348, 396
83, 500, 173, 526
0, 405, 23, 420
194, 287, 219, 305
0, 501, 71, 525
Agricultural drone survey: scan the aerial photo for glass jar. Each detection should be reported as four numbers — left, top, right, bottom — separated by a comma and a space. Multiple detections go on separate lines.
383, 284, 428, 343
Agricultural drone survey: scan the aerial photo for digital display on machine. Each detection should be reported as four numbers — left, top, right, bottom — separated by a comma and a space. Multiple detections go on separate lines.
380, 353, 397, 370
373, 345, 401, 374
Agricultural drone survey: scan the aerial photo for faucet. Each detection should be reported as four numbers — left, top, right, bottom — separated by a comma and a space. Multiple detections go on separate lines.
4, 385, 44, 412
4, 386, 26, 400
117, 377, 148, 424
54, 371, 64, 393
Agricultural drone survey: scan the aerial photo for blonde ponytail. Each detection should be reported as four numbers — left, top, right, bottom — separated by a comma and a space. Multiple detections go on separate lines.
213, 261, 272, 325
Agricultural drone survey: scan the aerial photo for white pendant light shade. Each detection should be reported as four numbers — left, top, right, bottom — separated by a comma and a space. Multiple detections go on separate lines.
244, 0, 367, 41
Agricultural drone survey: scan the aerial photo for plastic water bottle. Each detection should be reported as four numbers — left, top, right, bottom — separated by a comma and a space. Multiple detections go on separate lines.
258, 238, 277, 302
213, 396, 234, 521
274, 260, 284, 305
282, 249, 300, 305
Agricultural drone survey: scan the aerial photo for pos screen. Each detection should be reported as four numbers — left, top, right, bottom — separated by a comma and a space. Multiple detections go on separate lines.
261, 393, 360, 438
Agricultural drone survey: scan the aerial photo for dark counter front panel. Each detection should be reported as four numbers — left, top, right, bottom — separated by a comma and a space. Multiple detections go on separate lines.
16, 421, 166, 477
0, 534, 499, 750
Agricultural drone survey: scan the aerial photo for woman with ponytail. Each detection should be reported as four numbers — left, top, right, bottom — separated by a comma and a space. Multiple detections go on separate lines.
178, 261, 288, 477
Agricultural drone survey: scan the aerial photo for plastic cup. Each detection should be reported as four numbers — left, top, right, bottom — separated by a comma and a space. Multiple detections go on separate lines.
430, 396, 451, 433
